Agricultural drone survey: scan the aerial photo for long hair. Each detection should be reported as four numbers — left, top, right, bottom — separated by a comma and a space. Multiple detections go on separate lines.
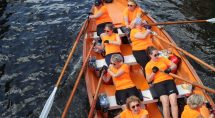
146, 46, 157, 57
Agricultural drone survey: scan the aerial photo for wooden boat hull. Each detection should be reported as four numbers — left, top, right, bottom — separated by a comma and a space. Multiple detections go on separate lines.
83, 0, 214, 117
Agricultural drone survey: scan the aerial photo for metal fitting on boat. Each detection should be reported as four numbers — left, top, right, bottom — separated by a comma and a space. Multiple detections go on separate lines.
96, 93, 110, 112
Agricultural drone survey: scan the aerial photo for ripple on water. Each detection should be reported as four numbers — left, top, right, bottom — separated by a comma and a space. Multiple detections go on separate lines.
1, 0, 93, 117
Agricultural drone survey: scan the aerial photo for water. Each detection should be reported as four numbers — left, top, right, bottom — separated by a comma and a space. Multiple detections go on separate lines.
0, 0, 214, 117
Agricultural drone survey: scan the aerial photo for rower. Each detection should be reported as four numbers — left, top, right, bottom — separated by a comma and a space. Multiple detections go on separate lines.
121, 0, 145, 31
145, 46, 178, 118
93, 23, 122, 66
104, 54, 143, 109
89, 0, 113, 43
130, 17, 152, 76
120, 0, 146, 44
181, 94, 214, 118
114, 96, 149, 118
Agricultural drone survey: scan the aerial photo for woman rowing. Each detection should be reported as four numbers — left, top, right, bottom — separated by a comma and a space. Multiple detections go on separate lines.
89, 0, 112, 43
115, 96, 148, 118
122, 0, 144, 29
121, 0, 145, 38
130, 17, 152, 76
104, 54, 142, 107
181, 94, 214, 118
94, 23, 122, 66
145, 46, 178, 118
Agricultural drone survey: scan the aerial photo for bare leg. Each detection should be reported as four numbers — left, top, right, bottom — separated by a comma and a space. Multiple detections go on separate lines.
160, 95, 170, 118
169, 93, 178, 118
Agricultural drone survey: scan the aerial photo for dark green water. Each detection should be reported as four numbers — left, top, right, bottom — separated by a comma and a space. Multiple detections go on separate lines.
0, 0, 214, 117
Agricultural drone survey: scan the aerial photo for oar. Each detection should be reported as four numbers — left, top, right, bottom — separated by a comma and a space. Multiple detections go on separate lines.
148, 18, 215, 26
61, 41, 95, 118
88, 68, 106, 118
169, 73, 215, 94
169, 72, 215, 108
39, 19, 89, 118
153, 33, 215, 72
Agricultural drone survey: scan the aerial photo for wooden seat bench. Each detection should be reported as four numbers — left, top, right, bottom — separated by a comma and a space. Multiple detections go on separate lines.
96, 55, 137, 68
107, 84, 192, 110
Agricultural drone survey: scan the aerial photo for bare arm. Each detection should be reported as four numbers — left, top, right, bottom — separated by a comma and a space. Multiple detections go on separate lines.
102, 72, 112, 83
209, 114, 214, 118
114, 114, 120, 118
89, 9, 103, 19
141, 114, 148, 118
108, 65, 125, 78
123, 16, 129, 27
94, 45, 103, 50
93, 33, 105, 50
129, 20, 135, 29
197, 115, 204, 118
146, 72, 155, 83
99, 33, 105, 49
134, 30, 151, 39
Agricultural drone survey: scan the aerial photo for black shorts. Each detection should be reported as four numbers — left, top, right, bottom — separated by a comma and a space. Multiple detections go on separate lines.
132, 50, 150, 75
153, 80, 178, 97
115, 87, 143, 105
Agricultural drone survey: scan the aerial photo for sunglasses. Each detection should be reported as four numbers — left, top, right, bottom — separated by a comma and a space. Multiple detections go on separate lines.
104, 30, 111, 33
153, 53, 159, 57
131, 103, 140, 109
111, 63, 116, 66
128, 4, 135, 7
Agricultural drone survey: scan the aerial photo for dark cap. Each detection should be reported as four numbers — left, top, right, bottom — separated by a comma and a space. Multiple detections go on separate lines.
95, 0, 102, 6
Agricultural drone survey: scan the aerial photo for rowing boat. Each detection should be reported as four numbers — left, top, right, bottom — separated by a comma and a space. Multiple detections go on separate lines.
82, 0, 214, 117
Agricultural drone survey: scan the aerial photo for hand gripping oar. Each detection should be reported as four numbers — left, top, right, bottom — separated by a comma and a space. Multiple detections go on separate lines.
88, 67, 106, 118
61, 41, 95, 118
153, 33, 215, 72
148, 18, 215, 26
168, 73, 215, 94
39, 19, 89, 118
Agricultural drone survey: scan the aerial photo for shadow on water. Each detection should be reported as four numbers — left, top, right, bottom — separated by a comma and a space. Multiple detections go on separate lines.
0, 0, 214, 117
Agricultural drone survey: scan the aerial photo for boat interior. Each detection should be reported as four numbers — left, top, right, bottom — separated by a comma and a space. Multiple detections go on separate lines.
83, 0, 214, 117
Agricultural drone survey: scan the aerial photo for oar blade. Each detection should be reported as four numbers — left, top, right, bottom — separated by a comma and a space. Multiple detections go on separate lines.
206, 18, 215, 23
39, 87, 58, 118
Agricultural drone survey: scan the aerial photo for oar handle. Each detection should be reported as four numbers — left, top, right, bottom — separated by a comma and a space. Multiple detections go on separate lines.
55, 19, 89, 87
154, 34, 215, 72
148, 20, 207, 26
169, 73, 215, 94
88, 70, 106, 118
61, 42, 95, 118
